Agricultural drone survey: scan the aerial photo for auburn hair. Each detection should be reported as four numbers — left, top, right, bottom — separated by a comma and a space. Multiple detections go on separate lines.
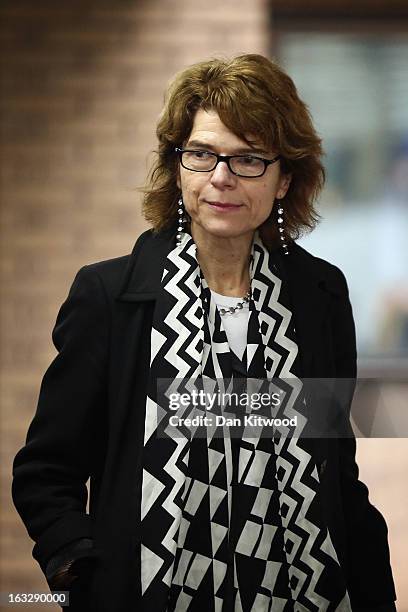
142, 53, 324, 248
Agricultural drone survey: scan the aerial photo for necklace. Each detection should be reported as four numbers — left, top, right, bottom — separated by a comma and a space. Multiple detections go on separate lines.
218, 290, 251, 316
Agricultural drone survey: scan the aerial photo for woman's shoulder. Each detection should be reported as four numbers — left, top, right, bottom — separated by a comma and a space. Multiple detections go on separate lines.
76, 229, 164, 301
78, 254, 132, 298
289, 242, 350, 297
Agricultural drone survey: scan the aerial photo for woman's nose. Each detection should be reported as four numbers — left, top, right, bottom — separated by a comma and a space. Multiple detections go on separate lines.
210, 160, 236, 188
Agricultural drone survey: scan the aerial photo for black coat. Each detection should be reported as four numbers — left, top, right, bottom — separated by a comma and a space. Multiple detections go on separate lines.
12, 228, 397, 611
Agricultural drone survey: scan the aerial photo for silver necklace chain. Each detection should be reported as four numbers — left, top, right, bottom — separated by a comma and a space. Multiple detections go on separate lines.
218, 290, 251, 316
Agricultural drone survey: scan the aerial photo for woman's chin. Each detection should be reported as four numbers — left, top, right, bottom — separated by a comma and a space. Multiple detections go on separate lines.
191, 219, 254, 241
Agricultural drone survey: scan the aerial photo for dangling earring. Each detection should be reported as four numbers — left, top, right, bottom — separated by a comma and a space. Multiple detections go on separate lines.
277, 202, 289, 256
176, 196, 187, 246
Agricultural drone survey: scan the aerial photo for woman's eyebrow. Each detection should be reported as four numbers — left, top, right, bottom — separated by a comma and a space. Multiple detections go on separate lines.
185, 139, 270, 156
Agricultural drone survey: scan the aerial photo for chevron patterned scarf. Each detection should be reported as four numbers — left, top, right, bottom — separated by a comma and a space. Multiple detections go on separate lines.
140, 231, 351, 612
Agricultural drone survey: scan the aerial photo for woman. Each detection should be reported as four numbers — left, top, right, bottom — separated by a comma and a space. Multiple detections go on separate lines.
12, 54, 396, 611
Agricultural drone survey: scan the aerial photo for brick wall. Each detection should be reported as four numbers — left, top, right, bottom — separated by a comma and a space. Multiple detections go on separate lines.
0, 0, 269, 606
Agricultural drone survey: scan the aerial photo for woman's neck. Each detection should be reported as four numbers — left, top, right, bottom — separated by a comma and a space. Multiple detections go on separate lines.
191, 223, 253, 297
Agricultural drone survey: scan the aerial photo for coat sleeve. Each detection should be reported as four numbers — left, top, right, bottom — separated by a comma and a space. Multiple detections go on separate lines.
12, 265, 109, 574
329, 266, 397, 609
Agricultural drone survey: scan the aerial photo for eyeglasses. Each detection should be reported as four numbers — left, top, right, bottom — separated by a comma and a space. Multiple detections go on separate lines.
175, 147, 281, 178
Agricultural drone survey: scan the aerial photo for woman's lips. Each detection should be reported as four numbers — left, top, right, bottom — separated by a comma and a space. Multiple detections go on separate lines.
206, 201, 243, 211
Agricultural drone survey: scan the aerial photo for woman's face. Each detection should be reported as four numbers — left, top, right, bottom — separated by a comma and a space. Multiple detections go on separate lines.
177, 109, 291, 242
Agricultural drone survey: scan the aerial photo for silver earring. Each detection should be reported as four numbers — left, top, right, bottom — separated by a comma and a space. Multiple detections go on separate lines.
176, 196, 187, 246
277, 203, 289, 256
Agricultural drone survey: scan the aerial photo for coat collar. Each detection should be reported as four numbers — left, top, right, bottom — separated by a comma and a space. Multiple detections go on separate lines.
115, 227, 176, 302
115, 228, 340, 376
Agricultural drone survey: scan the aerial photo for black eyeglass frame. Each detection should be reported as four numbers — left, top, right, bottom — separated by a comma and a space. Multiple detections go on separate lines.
175, 147, 281, 178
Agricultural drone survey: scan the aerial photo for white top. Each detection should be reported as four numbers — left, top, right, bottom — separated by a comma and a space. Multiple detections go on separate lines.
210, 290, 249, 360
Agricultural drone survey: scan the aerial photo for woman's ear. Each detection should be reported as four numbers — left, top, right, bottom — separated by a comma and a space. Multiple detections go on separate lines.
276, 173, 292, 199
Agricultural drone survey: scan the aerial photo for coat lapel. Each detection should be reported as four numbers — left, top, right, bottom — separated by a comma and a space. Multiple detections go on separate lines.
282, 244, 331, 377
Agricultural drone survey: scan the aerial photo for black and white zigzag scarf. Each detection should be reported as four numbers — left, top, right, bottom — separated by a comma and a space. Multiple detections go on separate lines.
140, 232, 351, 612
